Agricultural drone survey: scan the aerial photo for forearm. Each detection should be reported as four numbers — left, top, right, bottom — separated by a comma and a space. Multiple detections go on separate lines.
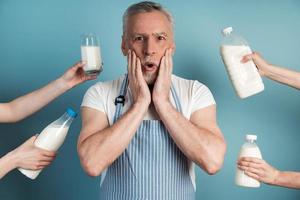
264, 64, 300, 90
155, 101, 226, 174
274, 171, 300, 189
2, 77, 69, 123
78, 103, 148, 176
0, 151, 17, 179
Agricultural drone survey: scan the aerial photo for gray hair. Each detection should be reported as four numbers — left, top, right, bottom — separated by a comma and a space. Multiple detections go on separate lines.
122, 1, 174, 34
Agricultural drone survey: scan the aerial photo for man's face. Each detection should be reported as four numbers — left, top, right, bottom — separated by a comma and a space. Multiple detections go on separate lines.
122, 11, 175, 85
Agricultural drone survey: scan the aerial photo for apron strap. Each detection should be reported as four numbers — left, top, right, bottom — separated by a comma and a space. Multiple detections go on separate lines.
113, 74, 129, 123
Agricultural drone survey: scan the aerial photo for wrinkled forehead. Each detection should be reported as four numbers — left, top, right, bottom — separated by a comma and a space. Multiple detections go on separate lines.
124, 11, 173, 37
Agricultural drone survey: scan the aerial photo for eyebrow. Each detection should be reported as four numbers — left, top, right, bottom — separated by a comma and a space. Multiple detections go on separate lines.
131, 32, 168, 37
154, 32, 168, 37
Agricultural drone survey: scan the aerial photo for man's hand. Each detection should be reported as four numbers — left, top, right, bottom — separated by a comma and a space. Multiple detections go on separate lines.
152, 48, 173, 106
127, 50, 151, 107
237, 157, 279, 185
59, 61, 98, 89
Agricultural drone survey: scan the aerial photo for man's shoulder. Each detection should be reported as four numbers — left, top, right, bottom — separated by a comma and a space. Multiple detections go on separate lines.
171, 74, 206, 88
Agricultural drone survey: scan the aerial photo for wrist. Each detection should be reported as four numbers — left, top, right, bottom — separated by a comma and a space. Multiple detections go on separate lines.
260, 63, 274, 77
133, 100, 150, 113
4, 150, 18, 170
272, 169, 281, 186
153, 99, 172, 115
55, 76, 72, 91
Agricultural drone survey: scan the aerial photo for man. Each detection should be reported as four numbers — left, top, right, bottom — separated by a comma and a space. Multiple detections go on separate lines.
0, 61, 96, 179
237, 52, 300, 189
78, 1, 226, 199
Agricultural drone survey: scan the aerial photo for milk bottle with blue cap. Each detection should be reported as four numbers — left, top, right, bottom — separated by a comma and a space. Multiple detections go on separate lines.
18, 108, 77, 179
220, 27, 264, 99
235, 134, 263, 187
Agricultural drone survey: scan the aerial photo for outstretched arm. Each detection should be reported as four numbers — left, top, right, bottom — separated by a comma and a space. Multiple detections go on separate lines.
0, 61, 96, 123
242, 52, 300, 90
238, 157, 300, 189
0, 135, 56, 179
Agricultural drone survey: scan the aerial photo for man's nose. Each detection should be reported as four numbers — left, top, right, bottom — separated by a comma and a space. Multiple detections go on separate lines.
143, 38, 156, 56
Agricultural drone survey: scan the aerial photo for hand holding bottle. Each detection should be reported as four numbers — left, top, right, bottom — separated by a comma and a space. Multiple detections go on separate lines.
18, 108, 77, 179
241, 52, 300, 90
237, 157, 279, 185
241, 52, 272, 77
220, 27, 264, 99
10, 135, 56, 170
235, 134, 262, 188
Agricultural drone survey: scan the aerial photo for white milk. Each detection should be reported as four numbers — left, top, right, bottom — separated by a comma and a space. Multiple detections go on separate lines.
220, 45, 264, 99
18, 126, 69, 179
81, 46, 102, 74
235, 135, 262, 188
35, 126, 69, 151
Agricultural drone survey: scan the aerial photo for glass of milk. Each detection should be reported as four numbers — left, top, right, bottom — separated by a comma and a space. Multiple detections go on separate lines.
81, 34, 103, 75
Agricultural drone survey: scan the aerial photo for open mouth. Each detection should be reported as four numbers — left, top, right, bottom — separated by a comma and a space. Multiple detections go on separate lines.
143, 62, 158, 72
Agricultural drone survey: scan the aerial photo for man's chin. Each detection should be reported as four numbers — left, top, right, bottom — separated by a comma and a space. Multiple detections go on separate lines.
143, 73, 157, 85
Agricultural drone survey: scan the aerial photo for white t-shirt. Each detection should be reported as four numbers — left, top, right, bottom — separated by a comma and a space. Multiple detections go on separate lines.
81, 74, 216, 190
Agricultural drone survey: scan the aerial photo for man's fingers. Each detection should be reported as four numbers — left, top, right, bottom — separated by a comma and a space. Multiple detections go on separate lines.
169, 49, 173, 68
165, 49, 169, 69
136, 57, 143, 79
167, 48, 173, 74
127, 49, 132, 72
136, 56, 142, 79
132, 50, 137, 77
159, 56, 166, 75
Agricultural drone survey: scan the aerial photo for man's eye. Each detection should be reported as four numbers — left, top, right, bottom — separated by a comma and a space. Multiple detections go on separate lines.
158, 36, 166, 40
134, 36, 144, 41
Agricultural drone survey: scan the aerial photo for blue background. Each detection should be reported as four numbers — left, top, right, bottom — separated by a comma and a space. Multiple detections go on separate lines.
1, 0, 300, 199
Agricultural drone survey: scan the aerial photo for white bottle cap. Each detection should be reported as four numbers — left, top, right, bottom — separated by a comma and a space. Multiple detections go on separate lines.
246, 134, 257, 141
222, 27, 233, 36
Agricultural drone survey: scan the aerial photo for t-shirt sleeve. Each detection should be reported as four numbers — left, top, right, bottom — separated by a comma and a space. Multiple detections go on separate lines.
81, 83, 106, 113
190, 81, 216, 113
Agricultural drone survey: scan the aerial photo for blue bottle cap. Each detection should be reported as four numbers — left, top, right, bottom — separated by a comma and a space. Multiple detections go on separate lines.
66, 108, 77, 118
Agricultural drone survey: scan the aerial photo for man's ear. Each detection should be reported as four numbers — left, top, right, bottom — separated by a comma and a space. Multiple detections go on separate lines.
121, 35, 127, 56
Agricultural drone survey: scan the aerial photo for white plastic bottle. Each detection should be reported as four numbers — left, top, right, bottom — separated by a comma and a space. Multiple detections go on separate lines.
220, 27, 264, 99
235, 134, 263, 188
18, 108, 77, 179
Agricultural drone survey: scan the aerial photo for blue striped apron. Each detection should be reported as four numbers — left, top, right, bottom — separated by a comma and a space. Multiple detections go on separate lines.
100, 75, 195, 200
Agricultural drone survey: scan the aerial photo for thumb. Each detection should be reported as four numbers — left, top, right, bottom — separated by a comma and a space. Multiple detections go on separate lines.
24, 135, 38, 144
241, 54, 253, 63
